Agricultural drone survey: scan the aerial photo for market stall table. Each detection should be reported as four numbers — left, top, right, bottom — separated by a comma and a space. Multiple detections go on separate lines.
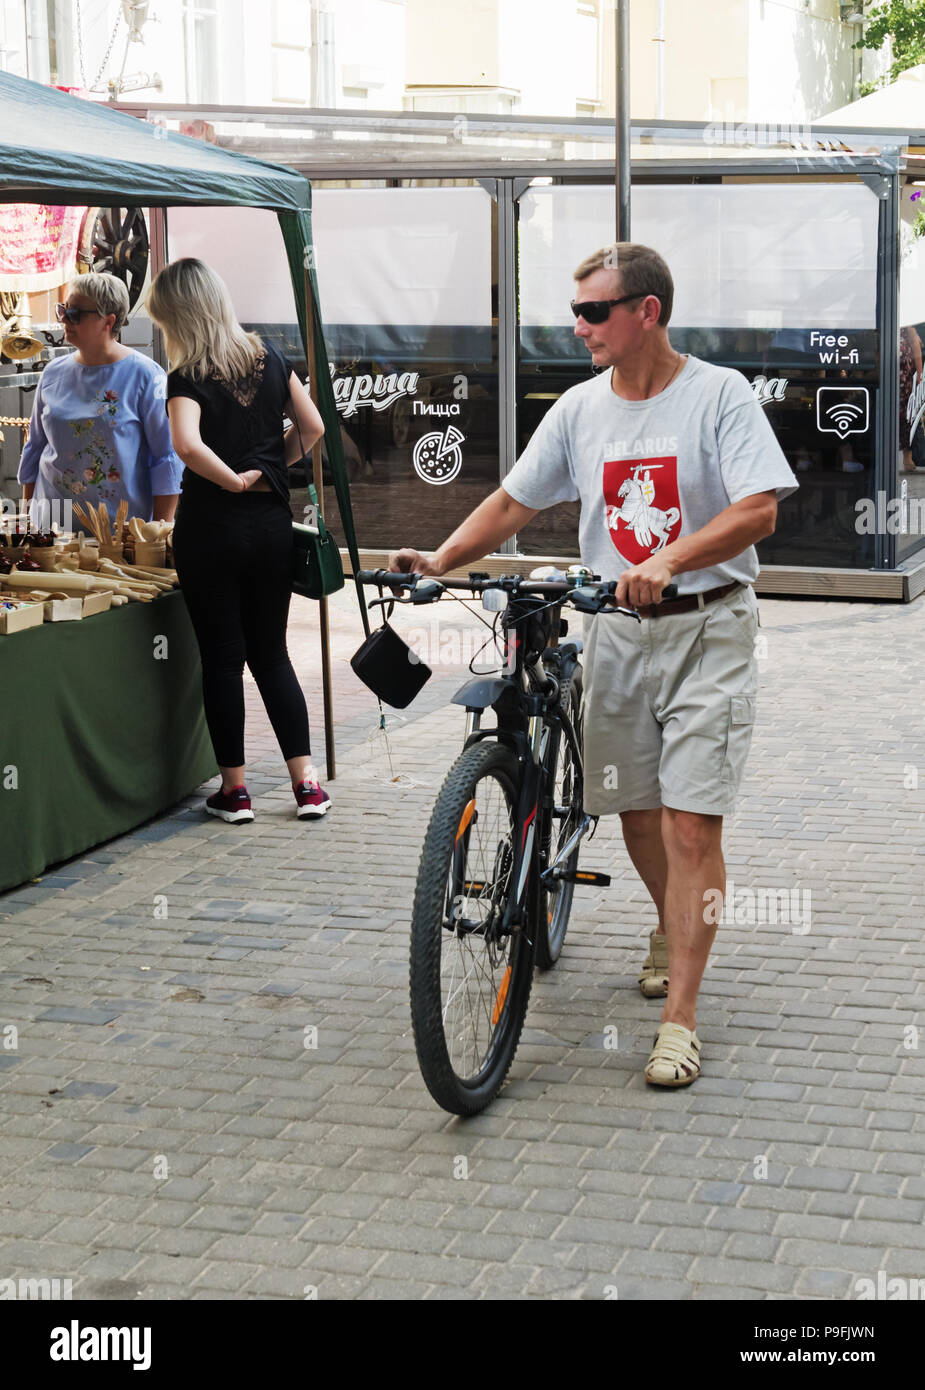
0, 589, 216, 893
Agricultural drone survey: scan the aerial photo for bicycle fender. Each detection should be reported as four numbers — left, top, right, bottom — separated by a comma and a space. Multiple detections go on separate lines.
451, 677, 516, 710
463, 724, 527, 751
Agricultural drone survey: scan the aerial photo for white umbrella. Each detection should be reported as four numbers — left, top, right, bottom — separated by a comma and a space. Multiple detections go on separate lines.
820, 64, 925, 140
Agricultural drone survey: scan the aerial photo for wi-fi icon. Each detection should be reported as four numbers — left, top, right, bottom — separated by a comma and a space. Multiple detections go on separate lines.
826, 402, 863, 434
816, 387, 869, 439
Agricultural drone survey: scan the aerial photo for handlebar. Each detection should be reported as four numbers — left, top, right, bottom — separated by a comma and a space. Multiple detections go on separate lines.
355, 569, 679, 607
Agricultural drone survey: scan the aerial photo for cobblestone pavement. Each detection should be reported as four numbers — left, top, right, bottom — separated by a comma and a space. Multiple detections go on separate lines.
1, 583, 924, 1301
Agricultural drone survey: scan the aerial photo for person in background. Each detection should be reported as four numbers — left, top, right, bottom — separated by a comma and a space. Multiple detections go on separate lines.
900, 324, 924, 473
17, 272, 181, 526
146, 257, 329, 824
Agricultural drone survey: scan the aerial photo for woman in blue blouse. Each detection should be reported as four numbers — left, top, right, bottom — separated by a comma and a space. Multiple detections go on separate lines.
17, 272, 182, 526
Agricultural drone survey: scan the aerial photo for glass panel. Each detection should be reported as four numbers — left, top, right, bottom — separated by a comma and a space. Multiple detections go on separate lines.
167, 188, 499, 551
897, 183, 925, 562
310, 184, 498, 550
516, 179, 880, 568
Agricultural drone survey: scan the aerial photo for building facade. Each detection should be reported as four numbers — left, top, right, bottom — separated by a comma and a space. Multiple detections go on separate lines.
0, 0, 892, 118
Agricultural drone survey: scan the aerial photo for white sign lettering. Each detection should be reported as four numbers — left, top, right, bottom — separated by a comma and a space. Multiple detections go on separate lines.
809, 330, 860, 367
413, 401, 461, 417
330, 365, 419, 419
907, 367, 925, 444
751, 375, 787, 407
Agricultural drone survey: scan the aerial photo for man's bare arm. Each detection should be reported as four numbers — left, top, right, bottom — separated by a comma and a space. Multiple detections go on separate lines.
389, 487, 539, 577
661, 490, 777, 576
616, 490, 778, 607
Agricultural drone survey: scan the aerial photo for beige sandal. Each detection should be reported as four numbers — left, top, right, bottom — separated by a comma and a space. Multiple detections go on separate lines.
638, 930, 669, 998
644, 1022, 701, 1087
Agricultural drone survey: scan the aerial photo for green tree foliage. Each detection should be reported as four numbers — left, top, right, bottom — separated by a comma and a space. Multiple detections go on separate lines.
855, 2, 925, 94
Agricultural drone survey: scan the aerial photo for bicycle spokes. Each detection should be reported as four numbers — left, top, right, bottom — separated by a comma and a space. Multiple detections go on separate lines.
439, 773, 518, 1081
491, 965, 512, 1025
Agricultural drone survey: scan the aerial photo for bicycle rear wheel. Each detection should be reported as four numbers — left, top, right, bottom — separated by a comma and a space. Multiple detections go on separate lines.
409, 741, 534, 1115
535, 668, 584, 969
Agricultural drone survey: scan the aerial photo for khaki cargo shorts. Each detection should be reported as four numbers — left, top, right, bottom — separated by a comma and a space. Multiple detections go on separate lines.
582, 583, 759, 818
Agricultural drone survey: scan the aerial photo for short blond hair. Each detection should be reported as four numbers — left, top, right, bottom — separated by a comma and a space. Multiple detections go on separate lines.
573, 243, 674, 326
69, 272, 131, 334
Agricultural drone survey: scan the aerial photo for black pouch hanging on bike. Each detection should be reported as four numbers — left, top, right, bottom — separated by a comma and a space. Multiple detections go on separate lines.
350, 610, 432, 709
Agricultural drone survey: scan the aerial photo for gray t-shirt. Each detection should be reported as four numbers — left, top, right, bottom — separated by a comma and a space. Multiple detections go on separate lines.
503, 355, 799, 592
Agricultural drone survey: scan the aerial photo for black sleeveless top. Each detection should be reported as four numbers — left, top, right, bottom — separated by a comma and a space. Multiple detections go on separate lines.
166, 341, 296, 507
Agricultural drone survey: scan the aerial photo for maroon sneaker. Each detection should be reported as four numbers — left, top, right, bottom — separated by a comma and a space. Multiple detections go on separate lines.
205, 784, 254, 823
294, 779, 331, 819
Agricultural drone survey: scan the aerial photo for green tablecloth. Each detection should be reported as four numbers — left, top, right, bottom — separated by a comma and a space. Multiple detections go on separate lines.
0, 589, 217, 893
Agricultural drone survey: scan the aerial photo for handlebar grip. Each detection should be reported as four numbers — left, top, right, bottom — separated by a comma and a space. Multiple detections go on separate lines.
356, 568, 416, 585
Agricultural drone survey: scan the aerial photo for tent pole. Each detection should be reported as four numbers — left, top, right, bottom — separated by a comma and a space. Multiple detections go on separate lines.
304, 263, 336, 781
149, 209, 168, 368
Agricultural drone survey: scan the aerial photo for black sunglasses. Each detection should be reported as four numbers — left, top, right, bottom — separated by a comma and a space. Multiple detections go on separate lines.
55, 304, 104, 325
570, 292, 651, 324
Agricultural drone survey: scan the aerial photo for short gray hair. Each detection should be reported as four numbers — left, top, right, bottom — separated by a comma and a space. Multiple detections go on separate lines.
68, 272, 131, 333
573, 243, 674, 326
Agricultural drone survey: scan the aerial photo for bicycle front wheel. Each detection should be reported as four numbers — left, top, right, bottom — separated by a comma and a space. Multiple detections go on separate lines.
535, 668, 584, 969
409, 741, 535, 1115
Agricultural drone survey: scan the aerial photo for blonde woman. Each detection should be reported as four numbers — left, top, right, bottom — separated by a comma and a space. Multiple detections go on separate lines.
18, 272, 181, 525
146, 257, 328, 823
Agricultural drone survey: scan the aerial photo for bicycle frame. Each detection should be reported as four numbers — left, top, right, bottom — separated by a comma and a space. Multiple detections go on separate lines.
356, 567, 678, 945
450, 592, 584, 943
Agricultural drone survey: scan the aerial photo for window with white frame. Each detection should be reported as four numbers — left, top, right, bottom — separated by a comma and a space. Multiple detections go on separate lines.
575, 0, 601, 112
271, 0, 311, 104
186, 0, 219, 104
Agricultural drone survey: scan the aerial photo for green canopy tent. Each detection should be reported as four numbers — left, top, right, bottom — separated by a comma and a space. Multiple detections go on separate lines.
0, 68, 368, 780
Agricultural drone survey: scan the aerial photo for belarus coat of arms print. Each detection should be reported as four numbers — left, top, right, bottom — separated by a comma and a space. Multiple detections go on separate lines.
603, 453, 682, 565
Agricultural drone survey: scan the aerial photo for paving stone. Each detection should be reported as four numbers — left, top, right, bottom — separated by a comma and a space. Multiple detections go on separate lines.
688, 1256, 796, 1294
794, 1268, 857, 1298
37, 1008, 120, 1026
57, 1081, 119, 1100
784, 1166, 854, 1193
45, 1143, 94, 1161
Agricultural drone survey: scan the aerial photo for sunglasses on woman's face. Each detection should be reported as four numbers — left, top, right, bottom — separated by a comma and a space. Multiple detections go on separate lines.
569, 292, 650, 324
55, 304, 103, 324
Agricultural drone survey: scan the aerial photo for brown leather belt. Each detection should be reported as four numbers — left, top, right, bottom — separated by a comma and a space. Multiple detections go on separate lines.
640, 579, 743, 619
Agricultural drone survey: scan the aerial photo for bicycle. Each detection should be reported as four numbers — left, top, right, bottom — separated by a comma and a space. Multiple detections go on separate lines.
358, 567, 678, 1115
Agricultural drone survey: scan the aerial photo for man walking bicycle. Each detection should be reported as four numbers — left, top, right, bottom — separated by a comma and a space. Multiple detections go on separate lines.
390, 242, 798, 1086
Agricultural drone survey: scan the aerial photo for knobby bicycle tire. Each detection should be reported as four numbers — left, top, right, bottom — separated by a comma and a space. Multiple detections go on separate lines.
409, 741, 535, 1115
535, 668, 584, 970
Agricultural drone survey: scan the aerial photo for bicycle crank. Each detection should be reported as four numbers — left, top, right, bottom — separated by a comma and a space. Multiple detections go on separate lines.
540, 866, 611, 888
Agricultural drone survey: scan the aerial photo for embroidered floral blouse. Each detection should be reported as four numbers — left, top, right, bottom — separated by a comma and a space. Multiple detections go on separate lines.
17, 351, 184, 520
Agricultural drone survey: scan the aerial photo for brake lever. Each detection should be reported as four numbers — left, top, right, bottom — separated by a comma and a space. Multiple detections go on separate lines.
408, 579, 445, 604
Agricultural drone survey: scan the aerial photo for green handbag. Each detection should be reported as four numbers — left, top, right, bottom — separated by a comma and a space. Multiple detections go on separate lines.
292, 483, 345, 600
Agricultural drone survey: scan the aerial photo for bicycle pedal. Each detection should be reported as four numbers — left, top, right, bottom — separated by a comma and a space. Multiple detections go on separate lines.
542, 868, 611, 887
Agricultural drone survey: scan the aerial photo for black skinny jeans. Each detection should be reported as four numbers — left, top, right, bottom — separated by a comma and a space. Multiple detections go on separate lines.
173, 490, 310, 769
